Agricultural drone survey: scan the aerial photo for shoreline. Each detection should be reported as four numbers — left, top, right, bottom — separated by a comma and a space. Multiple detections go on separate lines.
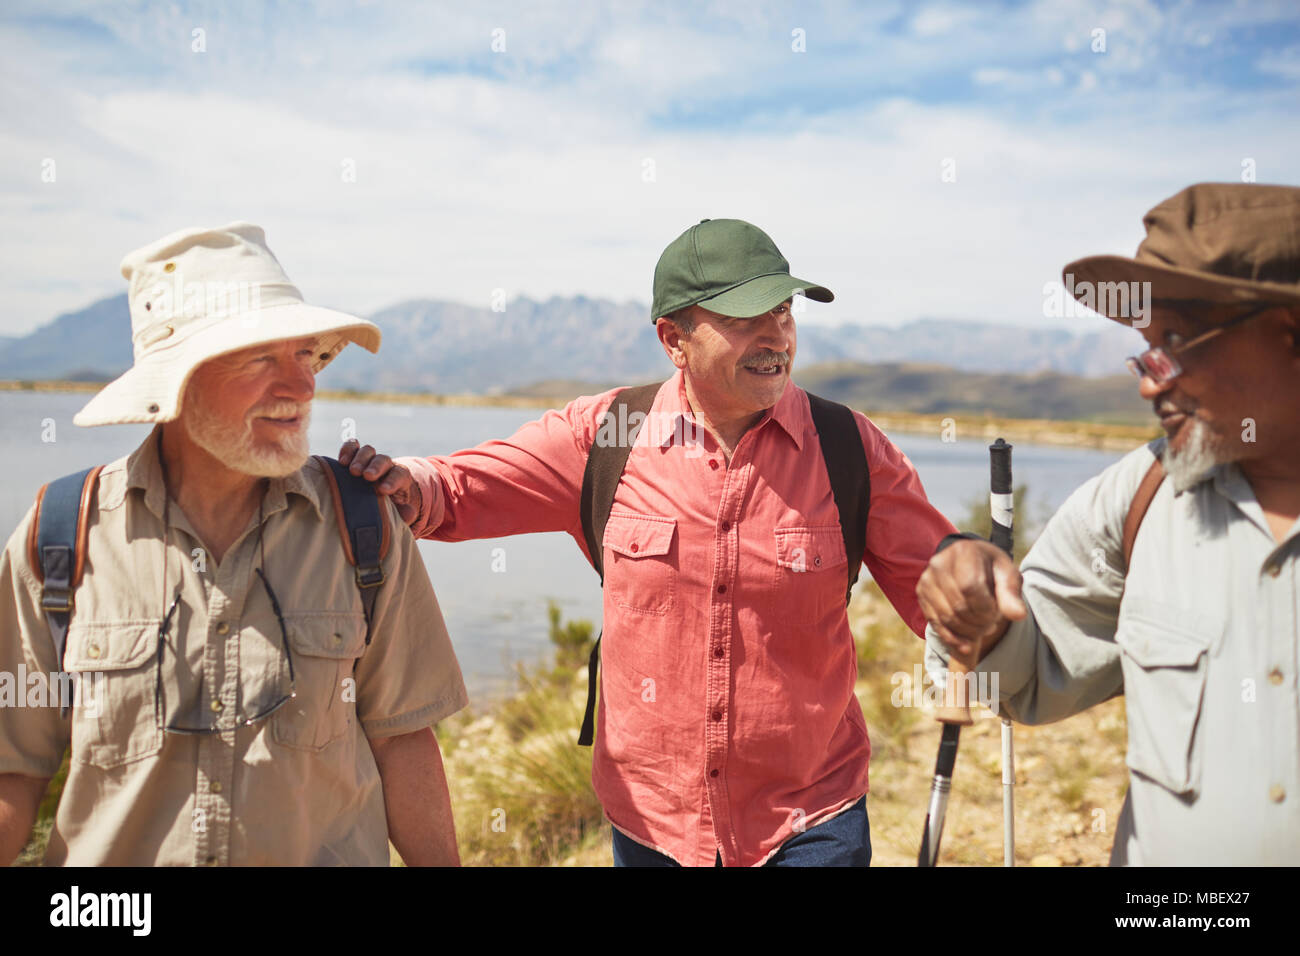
0, 380, 1158, 451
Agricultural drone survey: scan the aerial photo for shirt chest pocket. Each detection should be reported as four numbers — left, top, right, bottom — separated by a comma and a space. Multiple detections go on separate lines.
273, 614, 368, 752
64, 622, 162, 770
1116, 612, 1216, 797
603, 512, 677, 615
772, 526, 848, 624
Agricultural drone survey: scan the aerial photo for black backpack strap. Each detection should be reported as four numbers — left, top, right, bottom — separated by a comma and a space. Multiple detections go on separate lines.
30, 466, 102, 716
806, 393, 871, 606
577, 383, 663, 747
315, 456, 391, 647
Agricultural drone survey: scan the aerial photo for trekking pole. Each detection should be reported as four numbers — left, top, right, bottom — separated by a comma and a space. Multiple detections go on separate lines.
987, 438, 1015, 867
918, 437, 1014, 867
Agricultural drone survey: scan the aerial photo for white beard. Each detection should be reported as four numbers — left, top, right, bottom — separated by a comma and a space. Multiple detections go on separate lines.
185, 401, 312, 478
1164, 416, 1223, 493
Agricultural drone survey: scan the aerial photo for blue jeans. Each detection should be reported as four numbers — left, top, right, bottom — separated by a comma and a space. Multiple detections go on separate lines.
611, 796, 871, 867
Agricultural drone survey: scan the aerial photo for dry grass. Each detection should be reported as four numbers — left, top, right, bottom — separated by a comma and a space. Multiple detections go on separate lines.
846, 582, 1128, 867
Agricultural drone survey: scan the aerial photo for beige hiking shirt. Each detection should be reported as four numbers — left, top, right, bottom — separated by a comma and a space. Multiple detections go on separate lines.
0, 429, 468, 865
926, 437, 1300, 865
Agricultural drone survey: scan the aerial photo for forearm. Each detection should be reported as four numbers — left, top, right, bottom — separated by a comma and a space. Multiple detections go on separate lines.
369, 728, 460, 866
0, 773, 50, 866
924, 595, 1122, 724
394, 396, 606, 542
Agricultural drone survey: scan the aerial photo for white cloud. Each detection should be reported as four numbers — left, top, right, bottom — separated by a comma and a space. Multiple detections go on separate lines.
910, 4, 986, 38
1257, 46, 1300, 80
1, 0, 1297, 338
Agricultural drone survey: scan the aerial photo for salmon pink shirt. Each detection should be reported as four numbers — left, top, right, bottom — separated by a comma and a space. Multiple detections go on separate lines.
399, 370, 955, 865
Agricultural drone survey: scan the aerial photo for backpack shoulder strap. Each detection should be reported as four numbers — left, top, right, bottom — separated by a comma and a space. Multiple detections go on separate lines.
579, 383, 663, 582
806, 392, 871, 605
314, 455, 392, 646
1122, 456, 1166, 573
577, 382, 662, 747
28, 466, 103, 707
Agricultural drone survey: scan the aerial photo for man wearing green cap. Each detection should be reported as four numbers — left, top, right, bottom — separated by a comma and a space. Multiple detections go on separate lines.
918, 183, 1300, 864
344, 218, 957, 866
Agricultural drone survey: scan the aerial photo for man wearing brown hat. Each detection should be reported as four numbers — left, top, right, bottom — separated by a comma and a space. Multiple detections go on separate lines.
0, 223, 468, 865
343, 218, 958, 866
918, 183, 1300, 864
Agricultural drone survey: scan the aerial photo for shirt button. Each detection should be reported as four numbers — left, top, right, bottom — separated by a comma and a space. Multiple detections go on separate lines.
721, 521, 731, 532
630, 543, 639, 553
1268, 562, 1282, 578
216, 621, 230, 635
814, 555, 822, 567
709, 769, 719, 778
717, 584, 726, 594
708, 460, 719, 470
1270, 669, 1284, 686
712, 710, 722, 721
713, 646, 724, 658
209, 781, 222, 793
210, 700, 223, 713
1270, 784, 1286, 803
86, 644, 101, 659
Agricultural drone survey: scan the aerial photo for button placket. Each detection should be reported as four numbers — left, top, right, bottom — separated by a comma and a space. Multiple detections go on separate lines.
196, 528, 257, 866
702, 450, 755, 842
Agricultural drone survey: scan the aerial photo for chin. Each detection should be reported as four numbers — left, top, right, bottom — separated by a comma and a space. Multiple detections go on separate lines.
1164, 417, 1228, 493
230, 443, 309, 478
187, 406, 312, 478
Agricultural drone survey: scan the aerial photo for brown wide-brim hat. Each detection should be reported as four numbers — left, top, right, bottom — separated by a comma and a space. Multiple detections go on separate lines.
1063, 182, 1300, 326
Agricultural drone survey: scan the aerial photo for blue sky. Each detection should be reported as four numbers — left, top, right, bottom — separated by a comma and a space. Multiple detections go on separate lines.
1, 0, 1298, 337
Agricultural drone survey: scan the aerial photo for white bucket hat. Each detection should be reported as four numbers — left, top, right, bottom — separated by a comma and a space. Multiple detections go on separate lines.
74, 222, 381, 427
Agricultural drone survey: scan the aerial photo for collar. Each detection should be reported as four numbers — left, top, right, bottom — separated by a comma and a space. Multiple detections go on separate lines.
122, 425, 325, 522
657, 368, 806, 452
1210, 460, 1300, 548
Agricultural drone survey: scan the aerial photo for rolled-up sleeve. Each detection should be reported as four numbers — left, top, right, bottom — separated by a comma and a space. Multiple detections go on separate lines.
0, 507, 72, 777
354, 498, 469, 738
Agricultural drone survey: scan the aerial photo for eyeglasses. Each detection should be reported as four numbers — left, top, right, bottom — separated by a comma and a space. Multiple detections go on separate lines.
1125, 302, 1278, 386
153, 568, 297, 735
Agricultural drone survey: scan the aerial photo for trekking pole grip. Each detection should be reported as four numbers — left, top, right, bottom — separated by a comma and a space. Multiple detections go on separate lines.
933, 438, 1012, 725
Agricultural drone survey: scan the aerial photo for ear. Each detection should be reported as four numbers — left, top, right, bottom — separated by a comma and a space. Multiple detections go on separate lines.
656, 317, 689, 370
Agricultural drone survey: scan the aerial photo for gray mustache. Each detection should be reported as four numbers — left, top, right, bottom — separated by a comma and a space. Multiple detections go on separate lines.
741, 352, 790, 369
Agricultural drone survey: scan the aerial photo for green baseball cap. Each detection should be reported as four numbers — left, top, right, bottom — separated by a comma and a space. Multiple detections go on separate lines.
650, 218, 833, 324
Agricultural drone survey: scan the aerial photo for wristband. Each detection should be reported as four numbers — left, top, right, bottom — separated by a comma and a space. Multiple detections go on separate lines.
933, 531, 985, 556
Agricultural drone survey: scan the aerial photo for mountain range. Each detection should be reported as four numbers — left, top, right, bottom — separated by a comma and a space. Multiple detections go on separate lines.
0, 293, 1144, 396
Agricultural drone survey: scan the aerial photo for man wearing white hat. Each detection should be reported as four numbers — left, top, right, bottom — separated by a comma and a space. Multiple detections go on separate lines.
0, 223, 468, 866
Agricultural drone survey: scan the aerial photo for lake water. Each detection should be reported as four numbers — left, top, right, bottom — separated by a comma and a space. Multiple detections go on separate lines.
0, 390, 1134, 700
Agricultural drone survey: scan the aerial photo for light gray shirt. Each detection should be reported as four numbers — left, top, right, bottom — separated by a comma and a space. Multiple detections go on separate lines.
925, 437, 1300, 865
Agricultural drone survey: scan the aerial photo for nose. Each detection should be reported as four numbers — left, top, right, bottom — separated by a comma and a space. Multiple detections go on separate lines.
756, 307, 793, 350
1136, 370, 1171, 402
273, 352, 316, 403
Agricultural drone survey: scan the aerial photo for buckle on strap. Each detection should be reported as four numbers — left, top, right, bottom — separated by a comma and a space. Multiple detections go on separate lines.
355, 564, 385, 589
41, 587, 73, 613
